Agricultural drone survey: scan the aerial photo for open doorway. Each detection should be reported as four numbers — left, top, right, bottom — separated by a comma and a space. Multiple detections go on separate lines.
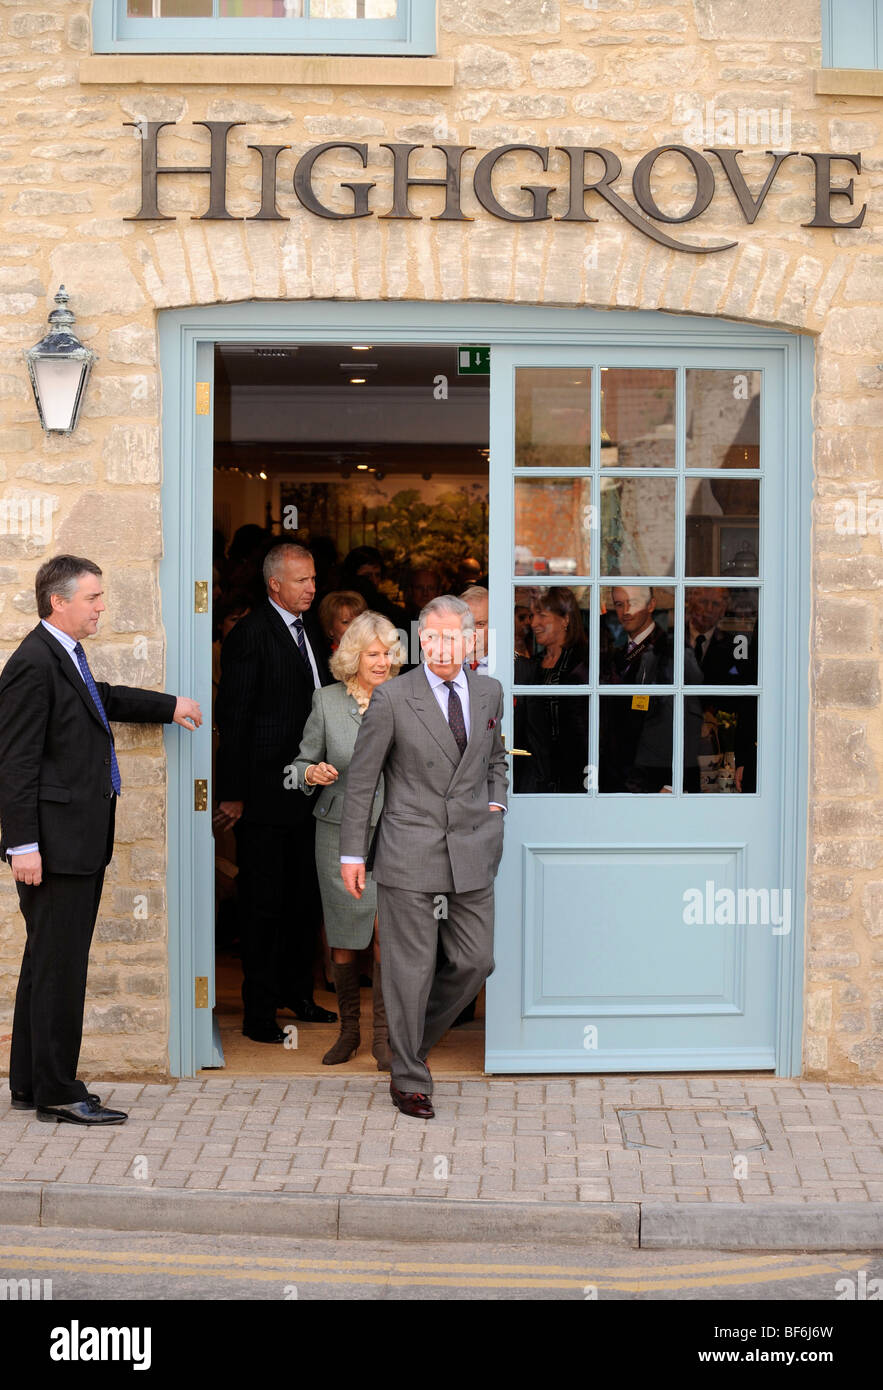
209, 341, 490, 1076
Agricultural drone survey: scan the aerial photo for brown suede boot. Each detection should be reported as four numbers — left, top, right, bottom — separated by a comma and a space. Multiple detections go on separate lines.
371, 960, 392, 1072
322, 961, 361, 1065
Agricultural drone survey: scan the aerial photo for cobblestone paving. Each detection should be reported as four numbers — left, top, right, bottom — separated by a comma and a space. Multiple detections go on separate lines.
1, 1075, 881, 1204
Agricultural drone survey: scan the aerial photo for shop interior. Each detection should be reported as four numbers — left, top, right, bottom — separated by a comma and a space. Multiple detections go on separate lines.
210, 342, 490, 1075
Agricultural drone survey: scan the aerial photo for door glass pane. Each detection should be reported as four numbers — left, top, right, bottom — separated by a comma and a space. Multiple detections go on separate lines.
686, 477, 759, 577
601, 476, 676, 576
599, 695, 674, 793
684, 695, 758, 794
684, 587, 758, 685
686, 369, 760, 469
601, 368, 675, 468
129, 0, 213, 13
311, 0, 398, 13
600, 585, 674, 685
515, 368, 590, 469
515, 478, 591, 578
512, 696, 590, 794
514, 584, 589, 685
219, 0, 284, 13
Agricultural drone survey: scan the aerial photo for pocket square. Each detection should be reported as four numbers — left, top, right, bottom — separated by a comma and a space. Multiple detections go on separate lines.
487, 717, 498, 729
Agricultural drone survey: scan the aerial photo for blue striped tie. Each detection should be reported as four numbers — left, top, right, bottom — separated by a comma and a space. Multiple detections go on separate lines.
291, 617, 310, 665
73, 642, 122, 795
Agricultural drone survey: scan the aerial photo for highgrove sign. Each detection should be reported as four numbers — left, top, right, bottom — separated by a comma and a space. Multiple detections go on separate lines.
127, 122, 868, 254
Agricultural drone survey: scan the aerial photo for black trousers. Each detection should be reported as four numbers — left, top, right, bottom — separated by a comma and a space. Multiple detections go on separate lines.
234, 819, 322, 1022
10, 868, 106, 1107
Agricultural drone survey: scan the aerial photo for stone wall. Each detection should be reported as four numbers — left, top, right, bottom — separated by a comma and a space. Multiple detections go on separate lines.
0, 0, 881, 1079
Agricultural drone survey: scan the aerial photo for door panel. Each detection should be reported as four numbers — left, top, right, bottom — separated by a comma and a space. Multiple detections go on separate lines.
487, 347, 785, 1073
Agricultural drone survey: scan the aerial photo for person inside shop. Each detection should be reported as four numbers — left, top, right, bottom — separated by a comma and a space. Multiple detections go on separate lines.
685, 586, 742, 683
318, 589, 367, 656
215, 542, 337, 1042
455, 556, 485, 590
401, 564, 442, 625
683, 587, 755, 792
294, 610, 405, 1070
460, 585, 491, 674
598, 586, 673, 793
341, 545, 407, 631
513, 586, 589, 794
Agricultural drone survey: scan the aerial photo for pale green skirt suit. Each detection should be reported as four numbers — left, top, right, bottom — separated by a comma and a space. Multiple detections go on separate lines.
294, 681, 385, 950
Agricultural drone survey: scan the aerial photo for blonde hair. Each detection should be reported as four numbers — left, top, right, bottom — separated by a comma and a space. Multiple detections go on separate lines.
329, 609, 405, 682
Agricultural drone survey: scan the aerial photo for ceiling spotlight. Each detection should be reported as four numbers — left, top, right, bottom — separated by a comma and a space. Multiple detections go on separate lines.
356, 464, 369, 471
350, 377, 366, 384
351, 344, 372, 350
259, 471, 268, 480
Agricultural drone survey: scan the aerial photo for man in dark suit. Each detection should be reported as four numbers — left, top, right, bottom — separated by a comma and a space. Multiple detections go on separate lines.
215, 541, 337, 1042
599, 586, 673, 793
0, 555, 202, 1126
685, 586, 745, 684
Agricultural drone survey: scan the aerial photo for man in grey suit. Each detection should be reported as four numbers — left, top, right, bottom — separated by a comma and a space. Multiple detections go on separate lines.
340, 595, 508, 1119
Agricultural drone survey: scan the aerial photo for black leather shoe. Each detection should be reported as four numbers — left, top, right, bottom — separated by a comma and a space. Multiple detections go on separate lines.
37, 1099, 127, 1126
11, 1090, 100, 1111
281, 998, 337, 1024
242, 1020, 286, 1043
390, 1084, 434, 1120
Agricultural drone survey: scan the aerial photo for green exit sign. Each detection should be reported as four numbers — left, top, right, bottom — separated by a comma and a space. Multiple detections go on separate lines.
457, 345, 490, 375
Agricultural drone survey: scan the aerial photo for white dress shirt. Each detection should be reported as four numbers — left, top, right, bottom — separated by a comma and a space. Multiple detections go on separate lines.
340, 663, 504, 866
269, 596, 322, 689
8, 621, 87, 858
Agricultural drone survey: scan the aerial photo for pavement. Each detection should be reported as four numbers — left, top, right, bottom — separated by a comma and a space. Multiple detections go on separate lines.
1, 1073, 882, 1250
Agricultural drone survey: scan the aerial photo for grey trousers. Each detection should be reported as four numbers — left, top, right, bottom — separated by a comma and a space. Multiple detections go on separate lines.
377, 881, 496, 1095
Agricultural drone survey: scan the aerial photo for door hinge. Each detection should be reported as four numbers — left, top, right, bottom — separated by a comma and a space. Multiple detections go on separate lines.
194, 580, 208, 613
195, 381, 210, 415
194, 778, 208, 812
195, 976, 208, 1009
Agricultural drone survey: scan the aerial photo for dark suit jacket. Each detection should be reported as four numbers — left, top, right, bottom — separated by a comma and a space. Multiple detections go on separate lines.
0, 623, 177, 875
215, 599, 332, 827
697, 628, 746, 684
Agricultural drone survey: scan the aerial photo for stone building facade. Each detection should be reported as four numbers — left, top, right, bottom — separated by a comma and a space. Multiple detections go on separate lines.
0, 0, 881, 1082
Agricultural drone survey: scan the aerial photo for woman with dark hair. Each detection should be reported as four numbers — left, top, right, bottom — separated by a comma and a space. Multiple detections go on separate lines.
513, 587, 590, 794
341, 546, 406, 630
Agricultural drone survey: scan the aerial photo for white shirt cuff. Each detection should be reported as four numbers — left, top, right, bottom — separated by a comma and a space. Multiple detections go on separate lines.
340, 856, 365, 864
8, 843, 38, 856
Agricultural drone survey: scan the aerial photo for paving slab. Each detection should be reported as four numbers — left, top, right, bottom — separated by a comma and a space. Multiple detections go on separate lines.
1, 1075, 882, 1248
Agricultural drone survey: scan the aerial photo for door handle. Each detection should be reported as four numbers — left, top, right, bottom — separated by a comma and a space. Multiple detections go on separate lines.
501, 735, 531, 756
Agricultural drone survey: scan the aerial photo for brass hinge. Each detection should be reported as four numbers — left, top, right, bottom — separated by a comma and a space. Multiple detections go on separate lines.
195, 976, 208, 1009
194, 778, 208, 811
194, 580, 208, 613
195, 381, 210, 415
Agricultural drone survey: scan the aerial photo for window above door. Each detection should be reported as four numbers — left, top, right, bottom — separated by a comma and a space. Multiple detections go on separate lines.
821, 0, 883, 68
92, 0, 437, 55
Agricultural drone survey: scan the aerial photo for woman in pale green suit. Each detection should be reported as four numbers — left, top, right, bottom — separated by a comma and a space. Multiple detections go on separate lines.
295, 610, 405, 1068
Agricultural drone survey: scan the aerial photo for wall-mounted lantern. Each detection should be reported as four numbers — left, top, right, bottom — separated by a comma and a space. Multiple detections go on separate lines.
25, 286, 95, 434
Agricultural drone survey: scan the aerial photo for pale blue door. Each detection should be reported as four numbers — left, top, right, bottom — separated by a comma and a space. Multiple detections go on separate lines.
486, 342, 808, 1074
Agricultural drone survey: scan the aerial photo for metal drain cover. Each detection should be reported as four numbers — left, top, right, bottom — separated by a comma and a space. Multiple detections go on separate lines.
617, 1106, 769, 1153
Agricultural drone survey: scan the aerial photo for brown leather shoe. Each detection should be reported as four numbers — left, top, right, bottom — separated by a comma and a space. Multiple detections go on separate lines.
389, 1084, 434, 1119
